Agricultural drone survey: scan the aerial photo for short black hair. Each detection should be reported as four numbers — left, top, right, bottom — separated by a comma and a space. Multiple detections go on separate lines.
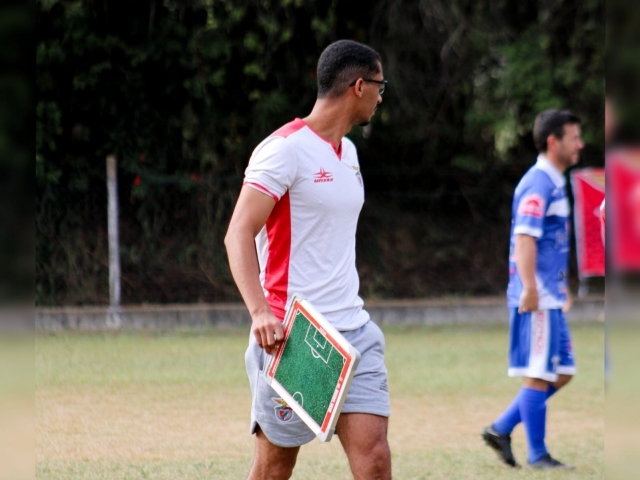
316, 40, 381, 99
533, 109, 582, 152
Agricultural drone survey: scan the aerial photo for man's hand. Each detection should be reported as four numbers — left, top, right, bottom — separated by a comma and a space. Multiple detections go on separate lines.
518, 287, 539, 313
251, 311, 284, 355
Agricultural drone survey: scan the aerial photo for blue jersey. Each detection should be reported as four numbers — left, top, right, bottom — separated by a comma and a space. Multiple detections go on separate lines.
507, 155, 570, 309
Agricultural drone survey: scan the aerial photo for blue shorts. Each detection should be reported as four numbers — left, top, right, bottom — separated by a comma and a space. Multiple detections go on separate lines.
245, 320, 391, 448
508, 308, 576, 382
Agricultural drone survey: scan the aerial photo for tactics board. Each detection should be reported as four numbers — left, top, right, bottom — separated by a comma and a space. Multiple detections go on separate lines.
264, 294, 360, 442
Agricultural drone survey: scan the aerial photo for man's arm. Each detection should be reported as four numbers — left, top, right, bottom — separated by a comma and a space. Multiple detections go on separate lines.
515, 234, 538, 313
225, 186, 283, 354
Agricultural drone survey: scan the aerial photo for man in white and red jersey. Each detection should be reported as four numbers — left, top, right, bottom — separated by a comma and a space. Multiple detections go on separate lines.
225, 40, 391, 479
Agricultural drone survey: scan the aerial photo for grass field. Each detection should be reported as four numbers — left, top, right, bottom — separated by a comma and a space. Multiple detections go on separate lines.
1, 336, 34, 480
36, 323, 603, 479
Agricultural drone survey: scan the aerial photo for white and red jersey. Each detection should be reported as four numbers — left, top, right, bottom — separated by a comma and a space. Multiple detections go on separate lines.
243, 118, 369, 331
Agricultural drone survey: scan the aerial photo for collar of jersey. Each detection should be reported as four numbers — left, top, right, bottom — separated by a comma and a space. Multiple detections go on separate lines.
535, 154, 565, 188
297, 118, 342, 159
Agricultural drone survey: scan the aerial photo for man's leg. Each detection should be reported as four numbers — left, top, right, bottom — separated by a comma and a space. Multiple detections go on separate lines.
492, 374, 572, 435
519, 377, 574, 469
485, 310, 575, 468
518, 309, 575, 469
336, 413, 391, 480
245, 334, 315, 480
519, 309, 575, 467
247, 426, 300, 480
520, 377, 550, 464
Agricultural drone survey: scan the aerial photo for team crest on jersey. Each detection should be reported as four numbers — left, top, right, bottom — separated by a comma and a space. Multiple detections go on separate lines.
314, 167, 334, 183
352, 166, 363, 187
272, 397, 294, 422
518, 194, 545, 218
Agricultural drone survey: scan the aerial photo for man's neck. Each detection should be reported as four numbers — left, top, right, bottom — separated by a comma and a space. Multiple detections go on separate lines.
543, 152, 566, 174
303, 98, 354, 147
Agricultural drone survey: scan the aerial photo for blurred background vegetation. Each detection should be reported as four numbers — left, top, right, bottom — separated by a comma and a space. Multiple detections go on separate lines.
0, 1, 33, 305
36, 0, 604, 306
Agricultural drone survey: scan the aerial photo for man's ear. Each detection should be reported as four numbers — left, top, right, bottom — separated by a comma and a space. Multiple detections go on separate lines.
352, 78, 364, 98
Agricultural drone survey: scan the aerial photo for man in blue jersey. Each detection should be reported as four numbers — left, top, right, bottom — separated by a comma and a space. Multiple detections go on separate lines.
482, 109, 584, 469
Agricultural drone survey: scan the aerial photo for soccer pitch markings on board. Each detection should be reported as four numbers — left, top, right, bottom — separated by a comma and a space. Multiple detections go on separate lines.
305, 321, 344, 366
289, 322, 345, 409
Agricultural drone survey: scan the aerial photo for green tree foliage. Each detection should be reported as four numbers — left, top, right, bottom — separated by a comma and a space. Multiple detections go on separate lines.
607, 0, 640, 141
36, 0, 603, 305
1, 1, 33, 303
350, 0, 603, 298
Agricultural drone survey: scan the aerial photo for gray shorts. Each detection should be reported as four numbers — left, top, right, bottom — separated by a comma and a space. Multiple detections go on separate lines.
245, 320, 391, 447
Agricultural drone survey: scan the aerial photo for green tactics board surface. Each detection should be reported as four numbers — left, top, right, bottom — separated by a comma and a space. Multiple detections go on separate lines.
274, 311, 346, 426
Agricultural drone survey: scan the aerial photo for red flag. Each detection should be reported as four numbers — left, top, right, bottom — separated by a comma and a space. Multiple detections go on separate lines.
571, 168, 605, 277
609, 152, 640, 272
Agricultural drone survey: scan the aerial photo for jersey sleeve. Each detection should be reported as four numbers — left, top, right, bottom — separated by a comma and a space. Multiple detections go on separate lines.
243, 137, 297, 201
513, 180, 552, 239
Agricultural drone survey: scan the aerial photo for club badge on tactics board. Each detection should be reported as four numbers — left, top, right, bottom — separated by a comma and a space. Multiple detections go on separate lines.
263, 294, 361, 442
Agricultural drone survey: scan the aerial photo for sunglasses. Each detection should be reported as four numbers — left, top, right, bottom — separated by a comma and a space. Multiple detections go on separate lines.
350, 78, 388, 95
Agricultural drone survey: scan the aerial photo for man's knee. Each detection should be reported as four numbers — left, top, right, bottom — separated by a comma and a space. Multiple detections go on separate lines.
356, 437, 391, 478
250, 456, 296, 480
554, 374, 573, 389
337, 413, 391, 479
522, 377, 549, 391
250, 428, 298, 480
371, 437, 391, 465
265, 464, 295, 480
370, 444, 392, 479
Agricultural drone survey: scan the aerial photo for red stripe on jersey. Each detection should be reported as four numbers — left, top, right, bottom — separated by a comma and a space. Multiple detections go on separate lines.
270, 118, 306, 139
243, 181, 278, 201
264, 191, 291, 321
270, 118, 342, 159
